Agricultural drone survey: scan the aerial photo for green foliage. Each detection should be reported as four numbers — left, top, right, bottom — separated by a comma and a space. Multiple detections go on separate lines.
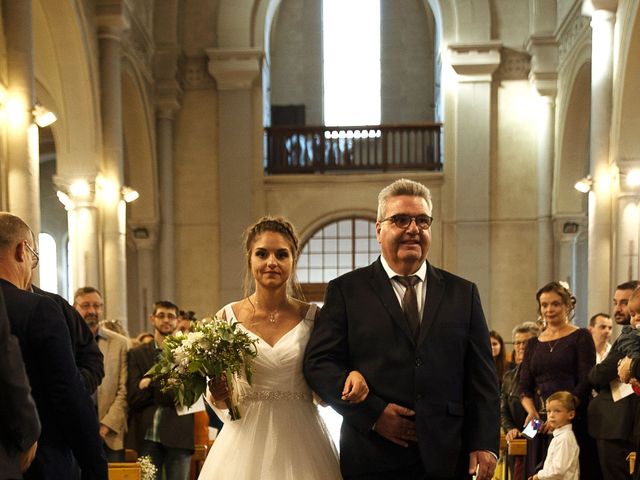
147, 316, 258, 408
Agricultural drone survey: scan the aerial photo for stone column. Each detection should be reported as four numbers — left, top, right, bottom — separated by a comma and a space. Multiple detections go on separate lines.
156, 103, 179, 300
586, 0, 617, 315
97, 5, 129, 323
54, 176, 101, 294
2, 0, 40, 232
615, 190, 640, 282
207, 48, 263, 305
130, 228, 157, 334
528, 34, 558, 287
448, 42, 501, 312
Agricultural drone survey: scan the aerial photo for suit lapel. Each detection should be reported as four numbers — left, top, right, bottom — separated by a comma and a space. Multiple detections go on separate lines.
417, 262, 444, 346
368, 259, 415, 343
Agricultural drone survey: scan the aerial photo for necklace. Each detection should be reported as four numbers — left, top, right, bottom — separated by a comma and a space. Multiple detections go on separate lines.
251, 295, 282, 325
547, 339, 561, 352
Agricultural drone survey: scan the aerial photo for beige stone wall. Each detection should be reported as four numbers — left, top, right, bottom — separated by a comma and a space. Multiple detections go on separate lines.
174, 89, 220, 317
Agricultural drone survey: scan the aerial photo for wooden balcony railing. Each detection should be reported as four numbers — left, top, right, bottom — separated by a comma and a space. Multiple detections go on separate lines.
265, 123, 442, 174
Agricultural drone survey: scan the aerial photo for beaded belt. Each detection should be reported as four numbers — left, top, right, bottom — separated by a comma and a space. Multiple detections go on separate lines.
241, 391, 310, 402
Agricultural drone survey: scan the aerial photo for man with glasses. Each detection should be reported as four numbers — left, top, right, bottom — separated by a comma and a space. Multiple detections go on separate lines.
126, 300, 194, 480
0, 212, 107, 479
305, 178, 499, 480
74, 286, 129, 462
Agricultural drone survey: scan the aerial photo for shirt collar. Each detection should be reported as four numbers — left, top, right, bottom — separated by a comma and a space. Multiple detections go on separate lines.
380, 255, 427, 282
552, 423, 573, 437
95, 327, 106, 340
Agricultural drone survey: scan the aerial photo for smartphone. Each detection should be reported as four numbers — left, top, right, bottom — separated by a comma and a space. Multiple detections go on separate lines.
521, 418, 542, 439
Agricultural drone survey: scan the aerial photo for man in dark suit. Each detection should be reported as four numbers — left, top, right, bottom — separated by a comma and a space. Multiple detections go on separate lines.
0, 212, 107, 480
0, 288, 40, 479
304, 179, 499, 479
588, 280, 640, 479
126, 300, 194, 480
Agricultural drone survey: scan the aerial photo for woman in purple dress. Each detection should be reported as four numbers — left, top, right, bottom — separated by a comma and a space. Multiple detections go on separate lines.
519, 281, 599, 479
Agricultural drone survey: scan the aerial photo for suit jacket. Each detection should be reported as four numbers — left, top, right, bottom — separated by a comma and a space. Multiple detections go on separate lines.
303, 259, 500, 478
126, 341, 194, 453
96, 328, 129, 451
0, 279, 107, 480
32, 286, 104, 394
500, 365, 527, 433
0, 288, 40, 480
588, 335, 638, 441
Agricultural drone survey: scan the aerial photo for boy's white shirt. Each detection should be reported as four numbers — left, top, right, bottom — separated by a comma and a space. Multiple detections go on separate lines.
536, 424, 580, 480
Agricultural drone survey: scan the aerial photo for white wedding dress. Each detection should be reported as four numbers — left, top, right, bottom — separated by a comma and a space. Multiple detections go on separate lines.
197, 303, 341, 480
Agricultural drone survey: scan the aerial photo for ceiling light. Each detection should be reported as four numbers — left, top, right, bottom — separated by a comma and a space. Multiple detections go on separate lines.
574, 175, 593, 193
32, 104, 57, 128
121, 186, 140, 203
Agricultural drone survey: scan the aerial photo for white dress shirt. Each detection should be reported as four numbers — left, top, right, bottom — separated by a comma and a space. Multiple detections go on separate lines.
596, 342, 611, 364
536, 424, 580, 480
379, 256, 427, 322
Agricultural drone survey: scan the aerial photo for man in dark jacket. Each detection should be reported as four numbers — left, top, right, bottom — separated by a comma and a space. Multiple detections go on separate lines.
0, 212, 107, 480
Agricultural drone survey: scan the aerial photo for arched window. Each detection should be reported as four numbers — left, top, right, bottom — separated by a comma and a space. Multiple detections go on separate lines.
298, 217, 378, 301
38, 232, 58, 294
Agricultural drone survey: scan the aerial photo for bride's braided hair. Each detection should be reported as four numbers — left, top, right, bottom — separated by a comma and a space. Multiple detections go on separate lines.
242, 216, 305, 300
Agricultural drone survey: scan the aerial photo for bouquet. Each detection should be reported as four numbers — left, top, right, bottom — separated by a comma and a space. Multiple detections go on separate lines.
147, 316, 258, 420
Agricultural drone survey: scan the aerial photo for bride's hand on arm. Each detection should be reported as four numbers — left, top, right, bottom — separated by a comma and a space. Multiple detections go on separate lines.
341, 370, 369, 403
208, 376, 230, 408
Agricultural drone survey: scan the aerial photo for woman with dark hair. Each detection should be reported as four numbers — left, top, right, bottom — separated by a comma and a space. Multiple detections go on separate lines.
490, 330, 508, 385
518, 281, 598, 479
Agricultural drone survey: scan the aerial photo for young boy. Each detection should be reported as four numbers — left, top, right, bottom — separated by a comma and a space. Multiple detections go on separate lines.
529, 391, 580, 480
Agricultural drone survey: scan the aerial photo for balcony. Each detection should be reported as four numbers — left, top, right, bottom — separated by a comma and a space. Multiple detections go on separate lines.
265, 123, 442, 174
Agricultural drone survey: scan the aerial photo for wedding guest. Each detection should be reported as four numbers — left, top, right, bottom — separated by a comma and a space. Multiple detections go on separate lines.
134, 331, 154, 346
519, 281, 597, 480
501, 322, 539, 479
74, 287, 129, 462
127, 300, 194, 480
177, 310, 196, 334
200, 216, 367, 479
491, 330, 509, 386
529, 391, 580, 480
304, 179, 499, 479
0, 212, 107, 479
588, 313, 613, 364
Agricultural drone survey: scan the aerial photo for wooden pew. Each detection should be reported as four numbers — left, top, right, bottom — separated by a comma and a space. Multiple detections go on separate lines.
108, 462, 141, 480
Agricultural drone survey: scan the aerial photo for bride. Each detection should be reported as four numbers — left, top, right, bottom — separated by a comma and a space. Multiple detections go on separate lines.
198, 216, 368, 479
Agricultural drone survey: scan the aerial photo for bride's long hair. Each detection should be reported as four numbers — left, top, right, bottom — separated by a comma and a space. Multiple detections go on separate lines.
242, 216, 305, 301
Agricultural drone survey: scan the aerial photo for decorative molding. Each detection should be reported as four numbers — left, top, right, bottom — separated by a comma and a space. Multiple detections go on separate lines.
585, 0, 618, 13
448, 41, 502, 82
527, 35, 558, 96
206, 48, 264, 91
96, 0, 131, 35
178, 55, 216, 91
557, 4, 591, 66
496, 48, 531, 81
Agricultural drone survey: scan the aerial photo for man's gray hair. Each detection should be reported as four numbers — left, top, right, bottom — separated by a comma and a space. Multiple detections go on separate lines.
0, 212, 34, 252
512, 321, 540, 340
377, 178, 432, 221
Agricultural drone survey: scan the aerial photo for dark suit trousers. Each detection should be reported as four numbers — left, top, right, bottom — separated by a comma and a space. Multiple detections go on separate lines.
343, 454, 470, 480
596, 438, 633, 479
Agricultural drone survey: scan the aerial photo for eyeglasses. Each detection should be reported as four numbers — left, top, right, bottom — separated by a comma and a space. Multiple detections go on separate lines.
380, 214, 433, 230
154, 313, 177, 320
78, 302, 104, 310
24, 242, 39, 269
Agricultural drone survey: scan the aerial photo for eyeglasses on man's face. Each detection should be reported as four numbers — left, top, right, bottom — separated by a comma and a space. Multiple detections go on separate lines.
78, 302, 104, 310
380, 214, 433, 230
154, 312, 177, 321
24, 241, 39, 269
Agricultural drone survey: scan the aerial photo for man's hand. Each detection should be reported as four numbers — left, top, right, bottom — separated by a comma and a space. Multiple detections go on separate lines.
341, 370, 369, 403
99, 424, 112, 439
505, 428, 520, 442
468, 450, 496, 480
374, 403, 416, 447
19, 441, 37, 472
138, 377, 152, 390
618, 356, 633, 383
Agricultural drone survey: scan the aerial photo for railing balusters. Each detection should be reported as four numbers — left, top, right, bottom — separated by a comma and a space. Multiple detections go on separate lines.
265, 123, 442, 174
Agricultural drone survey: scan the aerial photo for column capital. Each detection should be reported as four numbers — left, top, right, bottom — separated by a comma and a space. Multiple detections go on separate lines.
156, 79, 182, 119
53, 174, 98, 209
527, 35, 558, 97
206, 48, 263, 90
448, 41, 502, 82
96, 0, 130, 37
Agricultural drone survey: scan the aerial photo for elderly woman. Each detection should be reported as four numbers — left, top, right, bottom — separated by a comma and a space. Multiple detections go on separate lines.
518, 281, 597, 479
